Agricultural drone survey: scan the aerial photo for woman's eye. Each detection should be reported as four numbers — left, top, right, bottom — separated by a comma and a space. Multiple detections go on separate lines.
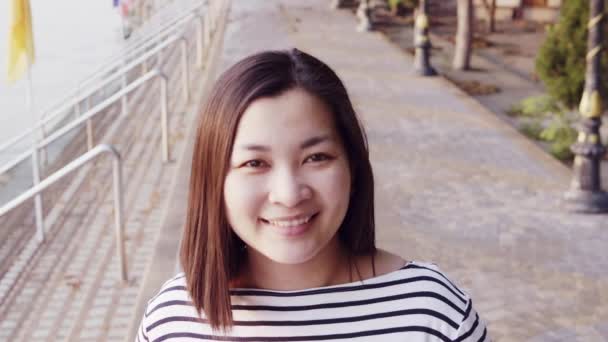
243, 160, 266, 168
305, 153, 332, 163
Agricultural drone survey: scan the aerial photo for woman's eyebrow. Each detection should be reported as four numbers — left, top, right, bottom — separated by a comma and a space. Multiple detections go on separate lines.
239, 144, 270, 152
237, 134, 332, 151
300, 134, 331, 149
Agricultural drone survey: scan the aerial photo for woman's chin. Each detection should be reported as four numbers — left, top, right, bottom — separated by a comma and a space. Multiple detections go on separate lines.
260, 246, 318, 265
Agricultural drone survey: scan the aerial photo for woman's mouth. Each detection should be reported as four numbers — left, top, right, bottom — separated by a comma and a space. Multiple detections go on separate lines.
260, 213, 319, 236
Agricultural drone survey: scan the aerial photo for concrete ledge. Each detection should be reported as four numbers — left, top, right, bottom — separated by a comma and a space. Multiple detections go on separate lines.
124, 2, 231, 341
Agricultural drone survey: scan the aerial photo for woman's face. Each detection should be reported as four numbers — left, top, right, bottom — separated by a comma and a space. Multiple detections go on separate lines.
223, 87, 352, 265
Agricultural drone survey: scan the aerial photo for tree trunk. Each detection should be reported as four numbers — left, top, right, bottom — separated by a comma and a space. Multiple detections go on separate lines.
453, 0, 473, 70
481, 0, 496, 33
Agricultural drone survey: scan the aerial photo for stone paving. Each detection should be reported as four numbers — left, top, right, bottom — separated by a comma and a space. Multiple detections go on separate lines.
217, 1, 608, 341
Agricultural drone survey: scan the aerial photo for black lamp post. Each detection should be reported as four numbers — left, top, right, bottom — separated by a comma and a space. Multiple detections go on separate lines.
414, 0, 436, 76
330, 0, 346, 9
356, 0, 373, 32
564, 0, 608, 213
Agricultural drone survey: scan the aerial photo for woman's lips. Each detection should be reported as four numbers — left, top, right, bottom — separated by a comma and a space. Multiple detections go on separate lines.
260, 213, 319, 237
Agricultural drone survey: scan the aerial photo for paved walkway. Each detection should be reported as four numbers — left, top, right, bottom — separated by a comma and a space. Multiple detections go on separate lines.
213, 1, 608, 341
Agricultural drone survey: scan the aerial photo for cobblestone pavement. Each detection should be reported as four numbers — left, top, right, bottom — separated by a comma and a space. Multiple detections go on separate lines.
220, 1, 608, 341
0, 6, 224, 341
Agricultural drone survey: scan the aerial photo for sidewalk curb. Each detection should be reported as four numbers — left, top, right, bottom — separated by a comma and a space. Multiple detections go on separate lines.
124, 2, 232, 340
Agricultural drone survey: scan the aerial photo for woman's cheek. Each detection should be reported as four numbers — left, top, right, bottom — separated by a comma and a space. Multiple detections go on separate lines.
228, 174, 267, 211
319, 163, 351, 193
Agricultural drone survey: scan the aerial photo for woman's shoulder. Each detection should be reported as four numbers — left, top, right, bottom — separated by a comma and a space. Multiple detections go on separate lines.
143, 273, 191, 316
357, 250, 470, 299
398, 260, 472, 300
353, 251, 474, 315
397, 261, 489, 340
138, 273, 213, 342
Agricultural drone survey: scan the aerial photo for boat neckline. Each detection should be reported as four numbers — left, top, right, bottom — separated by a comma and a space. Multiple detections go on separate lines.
229, 260, 415, 294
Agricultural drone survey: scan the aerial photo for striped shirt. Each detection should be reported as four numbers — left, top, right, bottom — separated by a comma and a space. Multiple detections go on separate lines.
136, 261, 489, 341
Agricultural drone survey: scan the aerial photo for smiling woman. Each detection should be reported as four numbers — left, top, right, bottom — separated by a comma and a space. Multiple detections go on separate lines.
135, 49, 489, 341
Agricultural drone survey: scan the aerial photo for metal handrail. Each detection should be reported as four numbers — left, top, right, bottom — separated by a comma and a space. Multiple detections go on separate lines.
0, 0, 226, 290
126, 0, 202, 44
0, 1, 208, 165
78, 1, 205, 92
0, 68, 171, 178
0, 31, 188, 173
0, 68, 169, 267
0, 144, 127, 283
132, 0, 200, 34
77, 30, 191, 148
43, 8, 204, 150
33, 3, 205, 149
45, 0, 205, 103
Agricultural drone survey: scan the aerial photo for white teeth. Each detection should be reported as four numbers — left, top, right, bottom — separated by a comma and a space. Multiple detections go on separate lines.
267, 215, 312, 227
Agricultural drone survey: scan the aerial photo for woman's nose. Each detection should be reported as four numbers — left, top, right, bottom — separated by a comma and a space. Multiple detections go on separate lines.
267, 168, 312, 208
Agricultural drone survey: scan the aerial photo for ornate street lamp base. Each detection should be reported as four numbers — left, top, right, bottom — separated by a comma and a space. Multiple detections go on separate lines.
330, 0, 358, 9
563, 189, 608, 213
357, 20, 373, 32
414, 51, 437, 76
415, 65, 437, 76
330, 0, 344, 10
356, 2, 374, 32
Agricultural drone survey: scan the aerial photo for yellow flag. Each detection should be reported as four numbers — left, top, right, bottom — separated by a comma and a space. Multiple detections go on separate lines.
7, 0, 35, 83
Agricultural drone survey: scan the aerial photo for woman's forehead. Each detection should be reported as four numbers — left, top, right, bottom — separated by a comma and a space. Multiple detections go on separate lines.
232, 88, 339, 147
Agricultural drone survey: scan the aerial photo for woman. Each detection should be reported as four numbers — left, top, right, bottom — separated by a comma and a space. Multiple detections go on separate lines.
137, 49, 489, 341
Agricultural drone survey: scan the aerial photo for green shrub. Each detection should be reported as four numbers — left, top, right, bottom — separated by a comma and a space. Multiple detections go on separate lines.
388, 0, 418, 10
539, 112, 578, 160
508, 95, 562, 117
519, 119, 544, 140
535, 0, 608, 110
402, 0, 418, 8
514, 96, 577, 160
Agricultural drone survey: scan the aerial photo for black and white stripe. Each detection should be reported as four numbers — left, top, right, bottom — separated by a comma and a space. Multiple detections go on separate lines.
136, 261, 489, 342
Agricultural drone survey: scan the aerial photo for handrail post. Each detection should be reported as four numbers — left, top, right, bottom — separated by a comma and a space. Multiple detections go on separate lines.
40, 125, 48, 167
86, 93, 92, 112
85, 93, 94, 150
142, 56, 149, 75
194, 13, 204, 69
86, 120, 94, 150
180, 38, 190, 104
208, 1, 214, 37
74, 100, 81, 120
112, 153, 127, 283
216, 0, 223, 29
121, 58, 128, 117
211, 0, 217, 32
31, 148, 45, 242
204, 10, 211, 49
157, 35, 164, 69
160, 75, 170, 163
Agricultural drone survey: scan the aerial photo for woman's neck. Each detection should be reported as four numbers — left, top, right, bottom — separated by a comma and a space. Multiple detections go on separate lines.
237, 237, 352, 291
